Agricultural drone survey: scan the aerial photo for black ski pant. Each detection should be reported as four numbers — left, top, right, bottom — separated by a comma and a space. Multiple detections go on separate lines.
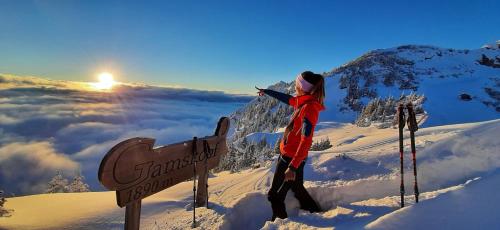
267, 155, 321, 220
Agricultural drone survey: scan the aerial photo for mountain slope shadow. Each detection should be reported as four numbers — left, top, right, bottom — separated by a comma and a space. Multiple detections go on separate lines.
305, 154, 391, 182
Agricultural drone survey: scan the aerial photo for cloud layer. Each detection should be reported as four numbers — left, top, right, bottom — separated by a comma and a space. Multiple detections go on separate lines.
0, 141, 79, 195
0, 74, 251, 195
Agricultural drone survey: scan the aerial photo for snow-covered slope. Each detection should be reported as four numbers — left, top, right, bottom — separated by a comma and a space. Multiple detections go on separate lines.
232, 43, 500, 140
229, 81, 295, 141
366, 170, 500, 230
325, 43, 500, 126
223, 43, 499, 173
2, 119, 499, 230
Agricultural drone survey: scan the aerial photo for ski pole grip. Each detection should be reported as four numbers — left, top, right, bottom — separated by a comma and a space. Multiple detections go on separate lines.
406, 103, 418, 132
398, 104, 405, 128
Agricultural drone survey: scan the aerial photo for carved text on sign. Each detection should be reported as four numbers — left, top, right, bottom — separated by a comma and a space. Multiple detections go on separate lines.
98, 117, 229, 207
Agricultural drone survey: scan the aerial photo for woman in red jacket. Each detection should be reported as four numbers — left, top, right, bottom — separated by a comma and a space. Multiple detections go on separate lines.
257, 71, 325, 220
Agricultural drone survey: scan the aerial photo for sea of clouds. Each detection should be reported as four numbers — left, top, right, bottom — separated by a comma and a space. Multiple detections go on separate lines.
0, 74, 251, 196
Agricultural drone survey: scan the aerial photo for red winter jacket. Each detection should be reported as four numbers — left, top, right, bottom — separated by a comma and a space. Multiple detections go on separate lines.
263, 89, 325, 170
280, 94, 325, 170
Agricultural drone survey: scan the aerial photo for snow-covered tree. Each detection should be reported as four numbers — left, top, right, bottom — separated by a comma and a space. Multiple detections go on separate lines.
356, 93, 426, 128
46, 171, 69, 193
257, 138, 267, 150
310, 138, 333, 151
0, 190, 12, 217
216, 136, 278, 172
215, 142, 241, 173
67, 172, 91, 193
219, 81, 297, 172
478, 54, 500, 68
274, 137, 282, 155
255, 138, 271, 162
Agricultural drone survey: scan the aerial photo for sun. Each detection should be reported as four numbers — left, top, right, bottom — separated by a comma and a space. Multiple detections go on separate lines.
93, 72, 116, 90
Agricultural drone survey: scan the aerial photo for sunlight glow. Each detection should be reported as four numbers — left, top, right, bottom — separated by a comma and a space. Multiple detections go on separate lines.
93, 72, 116, 90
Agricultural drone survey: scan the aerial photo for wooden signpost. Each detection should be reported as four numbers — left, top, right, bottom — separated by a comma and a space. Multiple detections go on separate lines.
98, 117, 230, 230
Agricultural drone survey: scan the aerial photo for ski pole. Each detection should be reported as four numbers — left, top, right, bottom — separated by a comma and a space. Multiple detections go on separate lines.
406, 103, 420, 203
191, 137, 198, 228
397, 104, 405, 207
277, 181, 286, 194
203, 140, 210, 209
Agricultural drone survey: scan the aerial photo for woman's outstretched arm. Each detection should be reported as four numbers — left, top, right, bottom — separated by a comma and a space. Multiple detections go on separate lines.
257, 87, 293, 105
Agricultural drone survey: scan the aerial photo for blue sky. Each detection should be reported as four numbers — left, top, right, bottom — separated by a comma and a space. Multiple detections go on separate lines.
1, 0, 499, 94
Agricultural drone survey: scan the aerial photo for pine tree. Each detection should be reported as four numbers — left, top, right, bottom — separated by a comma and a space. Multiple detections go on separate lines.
46, 171, 69, 193
67, 172, 91, 193
310, 138, 333, 151
322, 138, 332, 150
478, 54, 495, 67
274, 137, 282, 155
258, 138, 267, 149
260, 140, 274, 161
0, 190, 7, 217
240, 137, 248, 150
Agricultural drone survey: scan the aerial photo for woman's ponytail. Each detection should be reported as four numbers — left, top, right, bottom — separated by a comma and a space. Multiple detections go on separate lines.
312, 74, 325, 106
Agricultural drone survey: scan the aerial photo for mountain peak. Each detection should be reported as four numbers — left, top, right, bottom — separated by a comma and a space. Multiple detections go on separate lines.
481, 40, 500, 50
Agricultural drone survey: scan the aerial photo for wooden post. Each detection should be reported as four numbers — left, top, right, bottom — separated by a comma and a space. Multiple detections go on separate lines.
196, 168, 208, 207
125, 200, 141, 230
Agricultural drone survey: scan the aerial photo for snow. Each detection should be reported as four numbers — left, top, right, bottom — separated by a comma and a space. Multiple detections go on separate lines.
320, 74, 358, 123
245, 132, 283, 147
1, 119, 499, 229
318, 45, 500, 127
366, 172, 500, 230
226, 44, 499, 175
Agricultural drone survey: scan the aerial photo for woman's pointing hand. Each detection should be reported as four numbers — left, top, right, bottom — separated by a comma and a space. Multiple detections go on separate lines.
255, 86, 265, 96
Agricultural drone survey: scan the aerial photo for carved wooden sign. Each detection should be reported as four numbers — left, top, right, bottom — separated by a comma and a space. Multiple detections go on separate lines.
98, 117, 229, 209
